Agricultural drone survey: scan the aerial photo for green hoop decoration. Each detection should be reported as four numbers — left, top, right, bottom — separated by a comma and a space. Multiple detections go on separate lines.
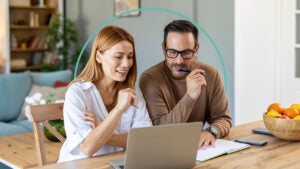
74, 7, 227, 92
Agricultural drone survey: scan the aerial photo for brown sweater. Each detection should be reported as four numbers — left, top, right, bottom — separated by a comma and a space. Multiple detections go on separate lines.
139, 61, 232, 138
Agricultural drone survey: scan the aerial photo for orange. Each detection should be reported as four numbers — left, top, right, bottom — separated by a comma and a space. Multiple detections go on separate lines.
283, 108, 299, 119
267, 103, 284, 114
293, 115, 300, 120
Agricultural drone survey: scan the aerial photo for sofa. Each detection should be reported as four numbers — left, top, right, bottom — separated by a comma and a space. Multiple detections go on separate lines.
0, 70, 72, 137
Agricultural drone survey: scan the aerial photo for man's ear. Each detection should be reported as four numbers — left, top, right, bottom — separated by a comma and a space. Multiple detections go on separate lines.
194, 43, 200, 56
161, 42, 166, 56
96, 51, 102, 63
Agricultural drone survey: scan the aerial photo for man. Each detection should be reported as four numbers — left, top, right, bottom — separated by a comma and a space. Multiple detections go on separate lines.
139, 20, 231, 148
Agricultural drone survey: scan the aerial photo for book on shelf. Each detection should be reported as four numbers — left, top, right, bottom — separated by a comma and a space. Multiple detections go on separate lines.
43, 51, 59, 65
196, 139, 250, 162
27, 35, 39, 48
46, 13, 56, 26
30, 52, 44, 65
36, 34, 46, 49
27, 34, 47, 49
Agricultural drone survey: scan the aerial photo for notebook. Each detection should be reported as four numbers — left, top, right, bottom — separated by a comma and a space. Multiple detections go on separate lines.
196, 139, 250, 162
109, 122, 203, 169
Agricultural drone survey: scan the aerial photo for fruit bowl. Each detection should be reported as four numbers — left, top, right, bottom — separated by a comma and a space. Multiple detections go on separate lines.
263, 114, 300, 141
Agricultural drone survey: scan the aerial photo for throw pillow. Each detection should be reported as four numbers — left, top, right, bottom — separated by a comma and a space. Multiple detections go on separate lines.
0, 71, 31, 122
30, 70, 72, 87
18, 85, 67, 120
54, 80, 69, 88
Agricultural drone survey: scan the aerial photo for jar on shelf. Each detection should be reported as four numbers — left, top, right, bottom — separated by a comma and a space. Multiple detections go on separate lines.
11, 34, 18, 49
29, 12, 35, 27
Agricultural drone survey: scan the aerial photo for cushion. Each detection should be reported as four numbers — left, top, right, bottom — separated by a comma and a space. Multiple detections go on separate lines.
54, 80, 69, 87
10, 119, 33, 131
0, 71, 32, 122
18, 85, 67, 120
0, 122, 30, 136
30, 70, 73, 87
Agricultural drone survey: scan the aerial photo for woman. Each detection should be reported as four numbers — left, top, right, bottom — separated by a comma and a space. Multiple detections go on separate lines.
58, 26, 152, 162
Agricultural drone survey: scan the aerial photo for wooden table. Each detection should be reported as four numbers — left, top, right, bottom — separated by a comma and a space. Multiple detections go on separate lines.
31, 121, 300, 169
0, 132, 62, 169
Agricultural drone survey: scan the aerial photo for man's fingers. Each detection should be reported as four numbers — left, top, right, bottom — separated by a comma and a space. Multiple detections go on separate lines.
198, 131, 216, 149
199, 139, 210, 150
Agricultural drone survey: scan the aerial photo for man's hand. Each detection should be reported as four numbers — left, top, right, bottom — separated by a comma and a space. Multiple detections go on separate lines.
199, 131, 216, 149
186, 69, 207, 99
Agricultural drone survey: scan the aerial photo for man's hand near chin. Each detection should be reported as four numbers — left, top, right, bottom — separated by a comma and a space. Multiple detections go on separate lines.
198, 131, 216, 150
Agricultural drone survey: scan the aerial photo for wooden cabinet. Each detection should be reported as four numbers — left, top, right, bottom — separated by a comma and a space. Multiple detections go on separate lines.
9, 1, 58, 72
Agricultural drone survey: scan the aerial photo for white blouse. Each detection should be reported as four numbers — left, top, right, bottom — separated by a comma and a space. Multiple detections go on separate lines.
58, 82, 152, 162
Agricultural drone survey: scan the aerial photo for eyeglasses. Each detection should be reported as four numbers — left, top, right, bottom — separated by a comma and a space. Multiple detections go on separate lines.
165, 48, 196, 59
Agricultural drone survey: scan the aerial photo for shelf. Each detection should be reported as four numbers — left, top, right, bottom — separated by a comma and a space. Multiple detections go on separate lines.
11, 48, 49, 52
11, 65, 42, 72
8, 0, 58, 73
10, 25, 50, 29
9, 5, 56, 10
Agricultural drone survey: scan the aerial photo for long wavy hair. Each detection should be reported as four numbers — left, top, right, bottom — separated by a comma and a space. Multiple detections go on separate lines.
71, 26, 137, 105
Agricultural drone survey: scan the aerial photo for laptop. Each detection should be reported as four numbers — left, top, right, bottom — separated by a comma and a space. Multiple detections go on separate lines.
109, 122, 203, 169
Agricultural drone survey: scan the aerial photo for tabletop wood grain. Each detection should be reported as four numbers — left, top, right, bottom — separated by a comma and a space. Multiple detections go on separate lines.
0, 132, 62, 169
31, 121, 300, 169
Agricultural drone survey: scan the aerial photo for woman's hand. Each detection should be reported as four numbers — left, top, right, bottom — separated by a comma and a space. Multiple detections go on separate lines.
115, 88, 136, 112
84, 111, 100, 129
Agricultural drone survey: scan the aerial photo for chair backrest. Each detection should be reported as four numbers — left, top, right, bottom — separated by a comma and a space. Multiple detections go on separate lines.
29, 103, 65, 167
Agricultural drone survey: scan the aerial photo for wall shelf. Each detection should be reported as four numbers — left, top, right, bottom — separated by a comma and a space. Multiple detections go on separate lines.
10, 25, 50, 29
9, 0, 58, 72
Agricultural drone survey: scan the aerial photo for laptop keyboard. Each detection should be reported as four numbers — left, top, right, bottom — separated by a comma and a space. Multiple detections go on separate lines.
109, 159, 125, 169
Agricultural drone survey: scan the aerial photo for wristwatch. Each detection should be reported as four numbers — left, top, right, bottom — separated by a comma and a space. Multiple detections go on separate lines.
206, 127, 218, 138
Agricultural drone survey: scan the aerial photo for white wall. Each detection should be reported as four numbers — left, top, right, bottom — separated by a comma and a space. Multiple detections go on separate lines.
196, 0, 234, 123
234, 0, 280, 125
66, 0, 195, 77
66, 0, 235, 123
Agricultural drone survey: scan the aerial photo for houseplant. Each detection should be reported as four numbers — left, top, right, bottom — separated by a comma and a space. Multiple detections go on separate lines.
45, 13, 87, 71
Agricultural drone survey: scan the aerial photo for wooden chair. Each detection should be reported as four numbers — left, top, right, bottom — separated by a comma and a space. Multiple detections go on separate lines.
29, 103, 65, 167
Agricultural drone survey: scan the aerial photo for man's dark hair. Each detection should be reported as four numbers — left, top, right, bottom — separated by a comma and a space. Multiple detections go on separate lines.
163, 20, 198, 47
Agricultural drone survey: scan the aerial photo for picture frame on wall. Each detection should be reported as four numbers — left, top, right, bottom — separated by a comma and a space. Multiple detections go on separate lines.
114, 0, 140, 17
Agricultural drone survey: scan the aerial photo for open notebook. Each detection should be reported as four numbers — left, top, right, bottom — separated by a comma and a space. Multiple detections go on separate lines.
196, 139, 250, 162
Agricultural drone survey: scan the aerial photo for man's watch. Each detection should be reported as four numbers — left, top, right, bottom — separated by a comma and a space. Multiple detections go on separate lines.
206, 127, 218, 138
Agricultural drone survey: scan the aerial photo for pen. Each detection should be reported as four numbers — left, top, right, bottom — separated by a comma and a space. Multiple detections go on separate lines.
178, 68, 207, 76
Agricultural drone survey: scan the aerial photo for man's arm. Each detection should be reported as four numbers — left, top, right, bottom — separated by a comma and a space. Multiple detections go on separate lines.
206, 69, 232, 138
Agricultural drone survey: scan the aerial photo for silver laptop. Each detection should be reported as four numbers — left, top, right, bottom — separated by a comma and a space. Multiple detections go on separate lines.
109, 122, 203, 169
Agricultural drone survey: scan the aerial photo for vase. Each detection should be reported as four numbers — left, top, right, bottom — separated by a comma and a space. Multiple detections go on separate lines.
39, 0, 44, 7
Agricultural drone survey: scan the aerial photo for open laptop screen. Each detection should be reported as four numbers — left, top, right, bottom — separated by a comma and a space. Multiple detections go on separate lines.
110, 122, 203, 169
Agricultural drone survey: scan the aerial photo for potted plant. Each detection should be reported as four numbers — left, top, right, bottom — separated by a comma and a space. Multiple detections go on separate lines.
45, 13, 86, 71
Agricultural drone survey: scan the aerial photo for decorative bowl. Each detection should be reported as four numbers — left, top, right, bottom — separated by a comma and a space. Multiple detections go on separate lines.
263, 114, 300, 141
